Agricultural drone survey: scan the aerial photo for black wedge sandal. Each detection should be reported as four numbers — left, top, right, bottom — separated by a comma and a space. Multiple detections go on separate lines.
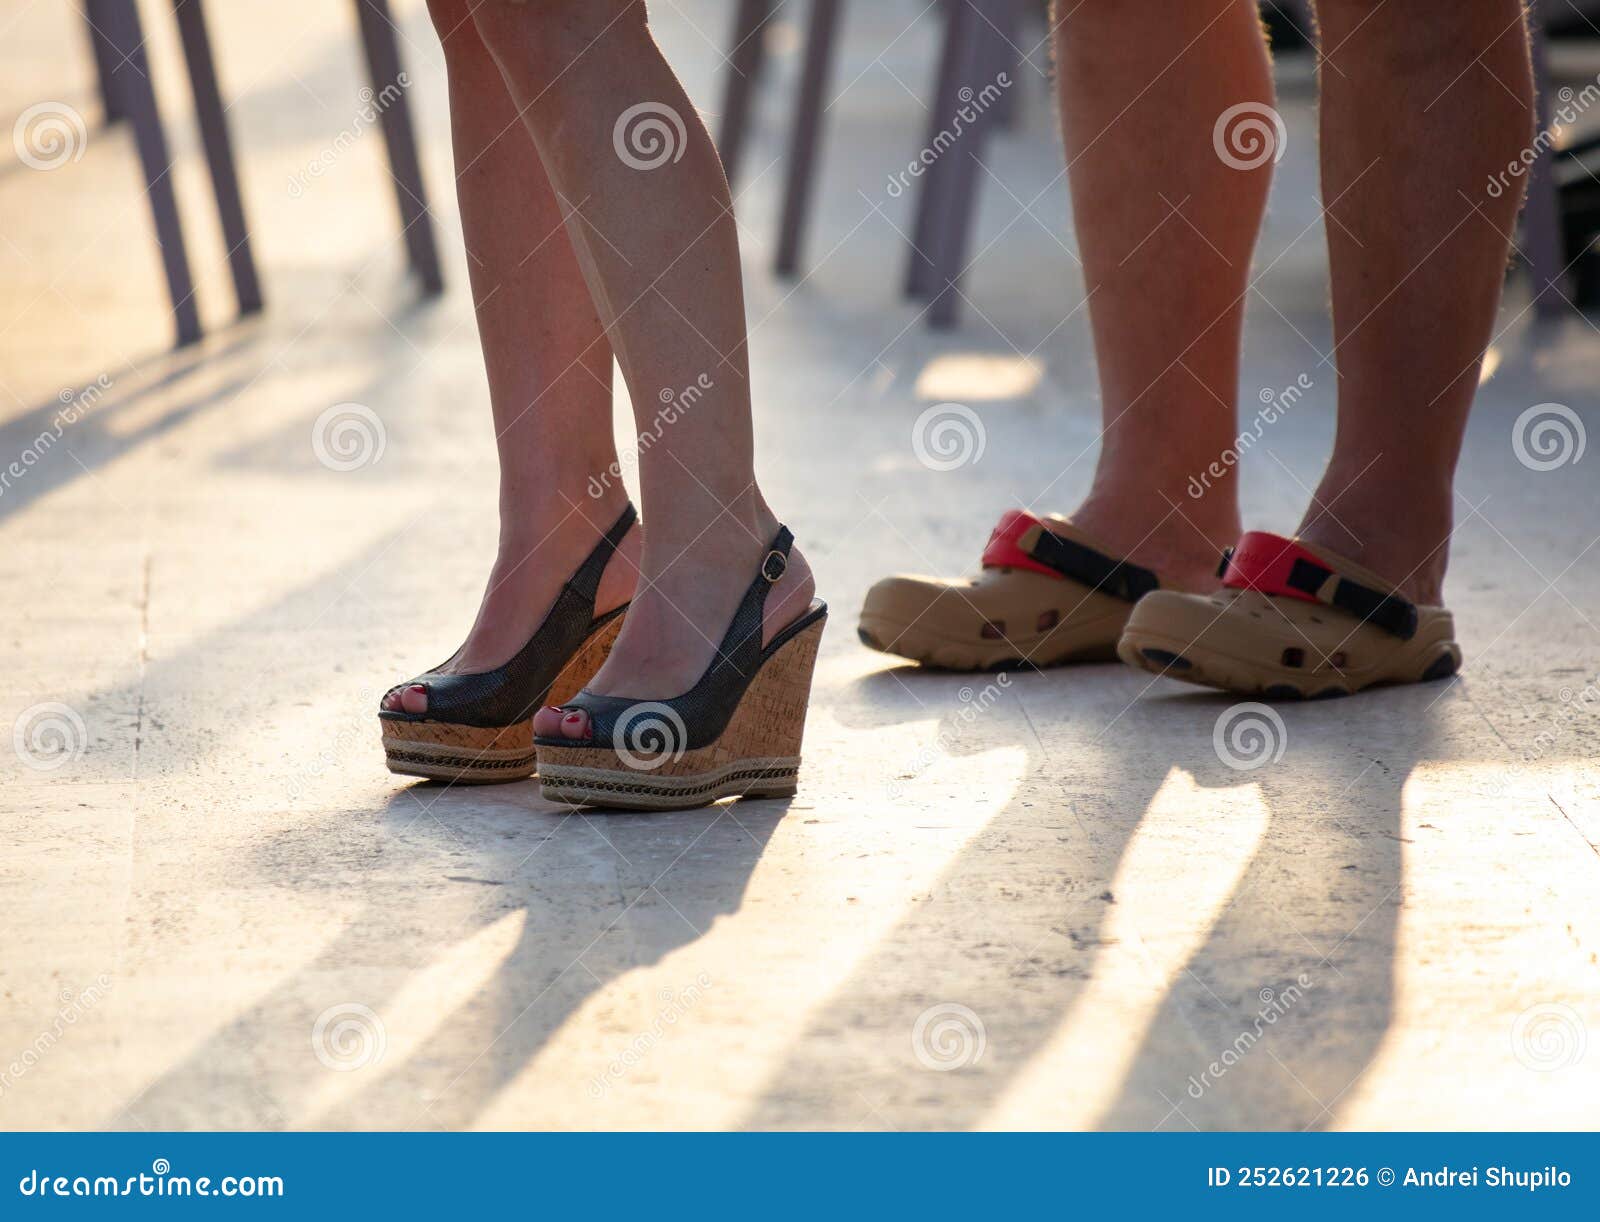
534, 526, 827, 811
379, 504, 638, 784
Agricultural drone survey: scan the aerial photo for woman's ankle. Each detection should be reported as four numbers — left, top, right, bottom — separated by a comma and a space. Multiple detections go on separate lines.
497, 483, 629, 545
490, 490, 639, 614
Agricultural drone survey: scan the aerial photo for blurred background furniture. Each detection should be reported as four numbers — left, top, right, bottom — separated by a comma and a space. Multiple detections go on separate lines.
719, 0, 1027, 328
86, 0, 205, 345
1539, 0, 1600, 312
721, 0, 1600, 328
80, 0, 441, 348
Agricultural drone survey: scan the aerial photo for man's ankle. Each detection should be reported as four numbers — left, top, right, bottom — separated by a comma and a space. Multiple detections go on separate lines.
1067, 492, 1239, 593
1297, 466, 1454, 604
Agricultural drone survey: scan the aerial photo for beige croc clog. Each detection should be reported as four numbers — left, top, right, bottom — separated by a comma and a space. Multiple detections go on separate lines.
1117, 530, 1461, 699
858, 509, 1165, 671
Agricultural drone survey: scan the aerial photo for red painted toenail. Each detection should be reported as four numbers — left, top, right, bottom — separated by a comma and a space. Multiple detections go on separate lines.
564, 712, 582, 723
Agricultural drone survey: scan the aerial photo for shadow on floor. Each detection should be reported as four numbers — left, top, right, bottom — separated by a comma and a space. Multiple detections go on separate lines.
116, 782, 785, 1130
740, 662, 1454, 1130
0, 331, 260, 529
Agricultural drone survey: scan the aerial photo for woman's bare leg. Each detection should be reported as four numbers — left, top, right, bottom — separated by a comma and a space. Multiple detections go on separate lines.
385, 0, 639, 715
1297, 0, 1532, 604
460, 0, 813, 740
1051, 0, 1275, 590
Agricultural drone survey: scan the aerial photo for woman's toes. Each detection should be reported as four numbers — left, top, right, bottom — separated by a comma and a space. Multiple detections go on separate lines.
399, 684, 429, 715
533, 706, 589, 740
381, 687, 402, 711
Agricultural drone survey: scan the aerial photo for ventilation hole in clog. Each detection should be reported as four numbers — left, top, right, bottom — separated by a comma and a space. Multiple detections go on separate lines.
1037, 609, 1059, 632
1281, 648, 1304, 669
980, 620, 1006, 640
1329, 650, 1347, 669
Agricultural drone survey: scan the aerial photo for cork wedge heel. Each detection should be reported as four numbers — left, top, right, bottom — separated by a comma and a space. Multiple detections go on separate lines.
379, 504, 637, 784
536, 526, 826, 812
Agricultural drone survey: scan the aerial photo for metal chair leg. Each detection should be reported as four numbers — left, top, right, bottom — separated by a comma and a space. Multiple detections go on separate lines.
718, 0, 774, 187
775, 0, 844, 277
1525, 7, 1570, 316
99, 0, 203, 347
986, 0, 1023, 130
925, 1, 1010, 329
906, 0, 972, 298
82, 0, 126, 123
173, 0, 263, 316
352, 0, 444, 295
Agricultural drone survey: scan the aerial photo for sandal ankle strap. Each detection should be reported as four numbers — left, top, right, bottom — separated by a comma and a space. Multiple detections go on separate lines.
714, 524, 794, 670
565, 503, 638, 610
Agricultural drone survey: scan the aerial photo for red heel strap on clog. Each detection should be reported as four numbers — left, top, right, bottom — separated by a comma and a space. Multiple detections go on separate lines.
981, 510, 1159, 603
1217, 531, 1418, 640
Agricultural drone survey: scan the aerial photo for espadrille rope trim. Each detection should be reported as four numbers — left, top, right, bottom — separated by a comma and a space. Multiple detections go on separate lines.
541, 763, 800, 800
384, 749, 536, 772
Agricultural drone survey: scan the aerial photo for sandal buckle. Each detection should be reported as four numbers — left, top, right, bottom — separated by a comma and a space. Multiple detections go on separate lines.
760, 549, 787, 583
